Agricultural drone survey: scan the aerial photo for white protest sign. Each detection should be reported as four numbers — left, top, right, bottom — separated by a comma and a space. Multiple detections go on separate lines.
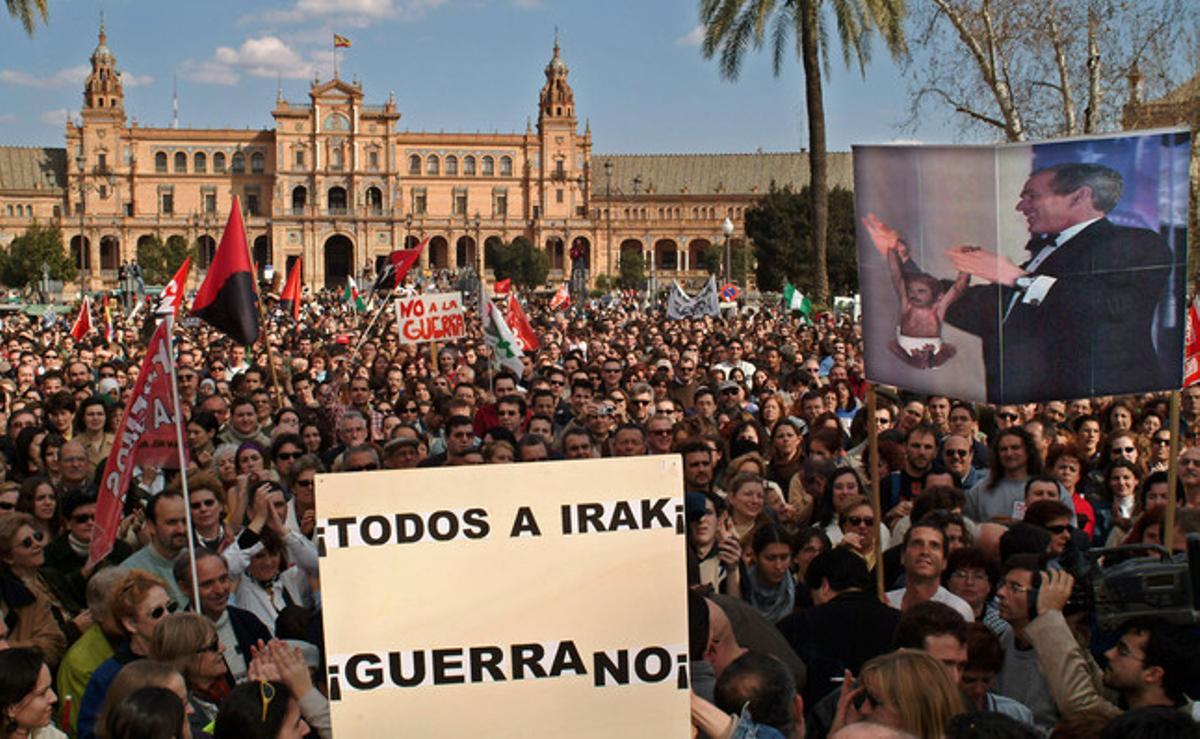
394, 291, 466, 344
316, 457, 691, 738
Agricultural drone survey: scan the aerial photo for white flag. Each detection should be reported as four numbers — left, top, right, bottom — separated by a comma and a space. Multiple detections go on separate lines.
482, 296, 525, 375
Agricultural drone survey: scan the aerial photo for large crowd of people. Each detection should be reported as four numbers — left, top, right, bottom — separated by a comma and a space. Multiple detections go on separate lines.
0, 279, 1195, 739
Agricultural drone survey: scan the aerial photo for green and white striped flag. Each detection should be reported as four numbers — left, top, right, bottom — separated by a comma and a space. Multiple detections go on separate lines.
783, 282, 812, 317
482, 296, 525, 375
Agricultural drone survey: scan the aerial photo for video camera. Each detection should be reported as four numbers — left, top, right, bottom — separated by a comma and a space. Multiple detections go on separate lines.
1035, 533, 1200, 630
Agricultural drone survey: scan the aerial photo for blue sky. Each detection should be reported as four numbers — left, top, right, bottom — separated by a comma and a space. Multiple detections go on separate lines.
0, 0, 955, 153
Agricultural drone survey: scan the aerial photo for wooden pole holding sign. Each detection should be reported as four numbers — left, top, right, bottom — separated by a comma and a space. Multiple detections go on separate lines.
1165, 390, 1181, 551
865, 384, 885, 601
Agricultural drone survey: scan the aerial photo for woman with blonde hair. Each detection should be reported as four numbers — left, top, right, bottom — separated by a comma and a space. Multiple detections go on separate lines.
150, 612, 227, 736
832, 649, 966, 737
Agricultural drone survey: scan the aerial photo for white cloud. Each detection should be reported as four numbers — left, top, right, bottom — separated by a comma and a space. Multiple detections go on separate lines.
252, 0, 447, 25
119, 72, 155, 88
0, 64, 88, 89
512, 0, 540, 8
676, 25, 705, 47
0, 113, 16, 124
40, 108, 70, 126
181, 36, 316, 86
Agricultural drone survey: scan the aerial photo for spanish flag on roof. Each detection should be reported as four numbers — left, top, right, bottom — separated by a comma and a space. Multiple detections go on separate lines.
334, 34, 351, 48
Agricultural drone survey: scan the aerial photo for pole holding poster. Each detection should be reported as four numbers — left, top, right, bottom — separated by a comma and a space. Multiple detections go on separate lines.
1166, 390, 1181, 551
866, 385, 885, 601
164, 312, 202, 609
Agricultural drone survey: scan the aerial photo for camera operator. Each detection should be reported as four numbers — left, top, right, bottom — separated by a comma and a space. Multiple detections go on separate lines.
1025, 569, 1200, 723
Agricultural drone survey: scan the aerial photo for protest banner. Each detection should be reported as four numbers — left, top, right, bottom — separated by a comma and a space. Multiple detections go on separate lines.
315, 457, 691, 738
854, 129, 1190, 403
89, 321, 185, 567
394, 291, 467, 344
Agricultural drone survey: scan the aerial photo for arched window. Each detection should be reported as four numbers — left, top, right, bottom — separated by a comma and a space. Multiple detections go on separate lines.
213, 152, 226, 173
500, 156, 512, 176
331, 147, 343, 171
409, 154, 421, 174
426, 155, 439, 175
327, 187, 348, 214
445, 155, 458, 175
292, 186, 307, 214
154, 152, 167, 173
231, 152, 245, 174
481, 156, 494, 176
251, 152, 265, 173
366, 186, 383, 214
173, 152, 187, 173
463, 156, 476, 175
193, 152, 207, 173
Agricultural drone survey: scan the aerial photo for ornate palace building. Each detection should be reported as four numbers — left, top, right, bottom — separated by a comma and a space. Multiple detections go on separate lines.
0, 24, 852, 292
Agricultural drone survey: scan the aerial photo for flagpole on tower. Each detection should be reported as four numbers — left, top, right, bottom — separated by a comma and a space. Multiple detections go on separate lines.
333, 37, 339, 79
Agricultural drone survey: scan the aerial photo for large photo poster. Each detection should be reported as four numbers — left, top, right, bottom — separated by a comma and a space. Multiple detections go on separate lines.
854, 130, 1191, 403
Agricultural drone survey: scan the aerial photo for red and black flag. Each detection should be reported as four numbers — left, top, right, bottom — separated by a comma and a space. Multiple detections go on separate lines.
280, 257, 303, 321
372, 238, 428, 291
191, 198, 260, 345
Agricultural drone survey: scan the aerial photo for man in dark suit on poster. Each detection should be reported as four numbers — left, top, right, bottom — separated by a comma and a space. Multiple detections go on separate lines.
874, 163, 1179, 403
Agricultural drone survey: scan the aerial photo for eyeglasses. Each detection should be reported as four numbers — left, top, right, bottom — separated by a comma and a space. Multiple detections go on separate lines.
721, 388, 740, 395
1112, 446, 1136, 454
260, 680, 276, 723
1045, 524, 1073, 535
951, 569, 987, 582
403, 406, 419, 413
347, 463, 379, 472
846, 516, 874, 527
0, 502, 14, 512
1114, 641, 1145, 662
71, 513, 95, 524
275, 451, 303, 461
201, 638, 222, 654
1180, 458, 1200, 467
630, 399, 652, 407
943, 449, 969, 458
191, 498, 219, 510
1000, 580, 1032, 595
149, 601, 180, 620
16, 530, 44, 548
210, 365, 226, 371
1152, 437, 1171, 445
997, 412, 1019, 420
293, 479, 314, 489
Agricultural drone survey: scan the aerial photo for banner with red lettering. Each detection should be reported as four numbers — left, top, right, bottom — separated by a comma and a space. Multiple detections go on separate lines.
88, 322, 185, 567
394, 292, 466, 344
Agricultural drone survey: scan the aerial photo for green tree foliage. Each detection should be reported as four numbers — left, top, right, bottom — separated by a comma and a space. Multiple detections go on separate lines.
744, 184, 857, 294
0, 223, 76, 288
699, 0, 907, 303
5, 0, 48, 35
617, 247, 646, 291
486, 236, 550, 290
136, 234, 193, 284
700, 243, 725, 276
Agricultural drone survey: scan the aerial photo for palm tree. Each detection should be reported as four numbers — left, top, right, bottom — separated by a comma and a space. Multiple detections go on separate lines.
5, 0, 48, 35
700, 0, 906, 303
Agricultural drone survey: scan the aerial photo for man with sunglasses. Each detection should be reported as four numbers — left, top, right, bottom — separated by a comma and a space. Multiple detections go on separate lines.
120, 491, 190, 608
941, 434, 983, 490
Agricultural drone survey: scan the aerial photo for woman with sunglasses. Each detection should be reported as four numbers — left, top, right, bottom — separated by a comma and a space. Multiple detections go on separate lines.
150, 612, 229, 736
178, 472, 232, 553
836, 496, 884, 576
284, 456, 323, 540
831, 650, 966, 737
0, 513, 88, 668
77, 571, 177, 739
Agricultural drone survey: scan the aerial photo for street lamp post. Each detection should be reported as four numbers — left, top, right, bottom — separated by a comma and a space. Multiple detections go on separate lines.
473, 212, 482, 304
722, 216, 735, 285
603, 160, 613, 278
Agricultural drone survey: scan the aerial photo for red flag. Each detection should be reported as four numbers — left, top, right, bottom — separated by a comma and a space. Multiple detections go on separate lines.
506, 293, 540, 352
89, 321, 185, 567
373, 238, 427, 291
70, 296, 92, 341
280, 258, 303, 321
1185, 296, 1200, 387
549, 283, 571, 311
494, 278, 512, 295
191, 199, 260, 345
155, 257, 192, 320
